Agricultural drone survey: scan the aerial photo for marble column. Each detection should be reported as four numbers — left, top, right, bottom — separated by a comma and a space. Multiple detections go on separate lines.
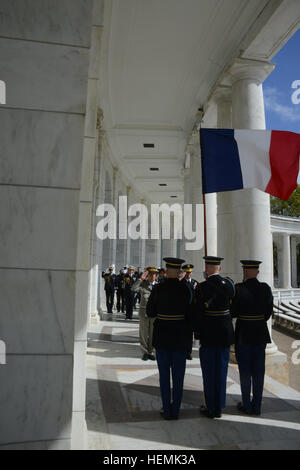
282, 233, 292, 289
0, 0, 98, 450
182, 133, 205, 282
291, 236, 298, 288
214, 87, 235, 279
229, 58, 277, 354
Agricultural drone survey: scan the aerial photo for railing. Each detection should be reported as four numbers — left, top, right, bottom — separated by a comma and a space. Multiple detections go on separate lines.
272, 289, 300, 333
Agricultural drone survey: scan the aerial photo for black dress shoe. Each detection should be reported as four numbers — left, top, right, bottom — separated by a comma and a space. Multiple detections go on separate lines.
237, 402, 251, 414
200, 406, 215, 419
214, 409, 222, 418
142, 353, 148, 361
186, 354, 193, 360
148, 353, 156, 360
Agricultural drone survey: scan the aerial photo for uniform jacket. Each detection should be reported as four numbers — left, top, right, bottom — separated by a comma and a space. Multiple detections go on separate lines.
192, 274, 235, 347
131, 279, 156, 317
102, 272, 116, 292
230, 278, 273, 345
146, 278, 192, 351
123, 273, 137, 292
183, 278, 198, 299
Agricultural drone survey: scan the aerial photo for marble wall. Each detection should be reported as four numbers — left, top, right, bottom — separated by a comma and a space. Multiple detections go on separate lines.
0, 0, 94, 449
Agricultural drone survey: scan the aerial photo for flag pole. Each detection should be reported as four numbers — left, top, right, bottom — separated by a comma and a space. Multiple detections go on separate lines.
198, 113, 207, 256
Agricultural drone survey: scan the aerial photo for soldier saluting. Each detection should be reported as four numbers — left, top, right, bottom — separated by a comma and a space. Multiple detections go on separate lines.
102, 266, 116, 316
192, 256, 235, 418
231, 260, 273, 416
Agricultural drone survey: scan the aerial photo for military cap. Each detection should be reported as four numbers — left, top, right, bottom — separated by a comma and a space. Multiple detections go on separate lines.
128, 265, 135, 270
203, 256, 224, 265
240, 260, 262, 269
146, 266, 159, 273
182, 264, 194, 272
163, 257, 185, 269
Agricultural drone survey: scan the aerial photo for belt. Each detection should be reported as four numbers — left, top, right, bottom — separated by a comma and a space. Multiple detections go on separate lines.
157, 314, 185, 321
238, 315, 265, 321
205, 310, 230, 317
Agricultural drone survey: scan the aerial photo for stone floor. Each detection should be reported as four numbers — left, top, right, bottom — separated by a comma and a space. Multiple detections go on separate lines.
86, 311, 300, 450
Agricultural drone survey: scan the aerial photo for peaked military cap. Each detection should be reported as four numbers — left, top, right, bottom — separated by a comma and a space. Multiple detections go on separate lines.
182, 264, 194, 272
203, 256, 224, 265
128, 265, 135, 270
163, 257, 185, 269
146, 266, 159, 273
240, 260, 262, 269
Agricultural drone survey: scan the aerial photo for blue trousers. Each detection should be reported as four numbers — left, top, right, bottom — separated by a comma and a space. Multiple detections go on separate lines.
235, 344, 266, 413
199, 346, 230, 414
156, 348, 187, 418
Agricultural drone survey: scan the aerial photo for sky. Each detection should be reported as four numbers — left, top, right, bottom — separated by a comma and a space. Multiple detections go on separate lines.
263, 28, 300, 134
263, 28, 300, 184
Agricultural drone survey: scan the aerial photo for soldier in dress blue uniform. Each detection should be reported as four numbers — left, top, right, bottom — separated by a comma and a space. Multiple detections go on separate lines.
181, 264, 198, 360
123, 266, 137, 320
101, 266, 116, 315
231, 260, 273, 415
146, 257, 192, 420
192, 256, 235, 418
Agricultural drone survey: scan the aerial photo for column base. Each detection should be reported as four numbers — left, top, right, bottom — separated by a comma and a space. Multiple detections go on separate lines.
90, 311, 100, 325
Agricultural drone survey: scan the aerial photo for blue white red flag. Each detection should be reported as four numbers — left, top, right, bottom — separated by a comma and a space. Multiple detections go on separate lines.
200, 129, 300, 200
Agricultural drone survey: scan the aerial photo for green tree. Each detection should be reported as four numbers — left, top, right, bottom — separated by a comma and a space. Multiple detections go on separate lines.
270, 185, 300, 217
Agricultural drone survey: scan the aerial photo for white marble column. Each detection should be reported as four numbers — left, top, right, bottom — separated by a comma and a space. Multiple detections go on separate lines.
182, 133, 205, 282
291, 236, 298, 288
229, 58, 277, 354
282, 233, 292, 289
109, 167, 118, 265
125, 185, 131, 265
214, 87, 235, 279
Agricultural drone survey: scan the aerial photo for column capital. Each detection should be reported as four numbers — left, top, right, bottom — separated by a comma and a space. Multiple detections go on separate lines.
181, 167, 190, 179
221, 58, 275, 86
213, 85, 232, 104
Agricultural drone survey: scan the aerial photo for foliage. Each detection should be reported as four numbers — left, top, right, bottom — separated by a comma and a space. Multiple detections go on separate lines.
270, 185, 300, 217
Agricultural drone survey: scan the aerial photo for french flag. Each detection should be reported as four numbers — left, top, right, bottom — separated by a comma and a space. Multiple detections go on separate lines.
200, 129, 300, 200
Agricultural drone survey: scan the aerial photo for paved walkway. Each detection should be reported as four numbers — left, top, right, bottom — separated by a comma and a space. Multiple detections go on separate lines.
86, 311, 300, 450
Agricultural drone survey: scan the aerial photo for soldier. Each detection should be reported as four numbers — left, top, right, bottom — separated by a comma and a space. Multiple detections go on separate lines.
133, 266, 142, 308
157, 268, 166, 283
115, 269, 125, 313
101, 266, 116, 315
192, 256, 235, 418
181, 264, 198, 360
231, 260, 273, 416
146, 257, 192, 420
132, 267, 159, 361
123, 266, 137, 320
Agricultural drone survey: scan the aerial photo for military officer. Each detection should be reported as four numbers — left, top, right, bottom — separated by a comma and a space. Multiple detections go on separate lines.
231, 260, 273, 415
115, 269, 125, 313
181, 264, 198, 360
123, 266, 137, 320
132, 267, 159, 360
192, 256, 235, 418
146, 257, 192, 420
101, 266, 116, 315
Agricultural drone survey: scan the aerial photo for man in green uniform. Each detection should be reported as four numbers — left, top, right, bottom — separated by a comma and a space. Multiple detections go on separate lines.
132, 266, 159, 361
